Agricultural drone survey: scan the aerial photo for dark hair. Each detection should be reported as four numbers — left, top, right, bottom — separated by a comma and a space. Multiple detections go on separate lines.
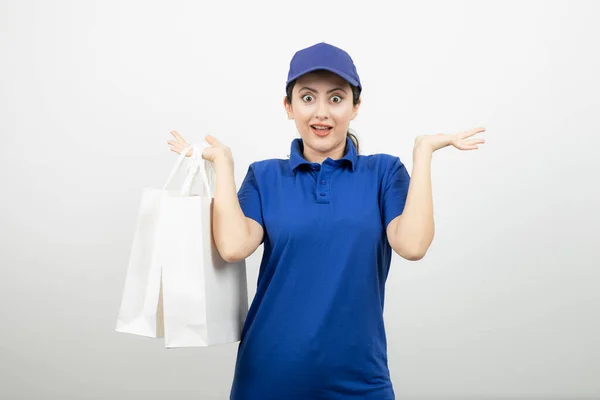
285, 78, 362, 154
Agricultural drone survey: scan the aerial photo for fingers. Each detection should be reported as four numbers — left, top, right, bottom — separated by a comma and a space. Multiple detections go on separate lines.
167, 139, 193, 156
168, 130, 220, 147
167, 140, 182, 151
460, 127, 486, 138
454, 136, 485, 151
167, 130, 222, 158
169, 129, 187, 144
201, 146, 216, 161
167, 140, 178, 152
168, 129, 195, 156
205, 134, 219, 146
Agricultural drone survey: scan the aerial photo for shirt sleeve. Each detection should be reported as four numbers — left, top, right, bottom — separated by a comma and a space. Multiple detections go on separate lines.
237, 163, 264, 229
381, 156, 411, 229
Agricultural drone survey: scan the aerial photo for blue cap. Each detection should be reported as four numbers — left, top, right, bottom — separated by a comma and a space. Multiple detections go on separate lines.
286, 42, 362, 92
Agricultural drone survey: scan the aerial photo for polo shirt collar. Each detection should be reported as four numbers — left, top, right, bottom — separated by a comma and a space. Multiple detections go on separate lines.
289, 136, 357, 172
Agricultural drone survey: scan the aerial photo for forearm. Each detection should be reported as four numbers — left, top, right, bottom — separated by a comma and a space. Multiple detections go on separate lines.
212, 160, 251, 260
394, 146, 435, 257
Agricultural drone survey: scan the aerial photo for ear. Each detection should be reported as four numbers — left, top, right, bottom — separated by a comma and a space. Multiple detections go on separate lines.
283, 96, 293, 118
350, 96, 361, 121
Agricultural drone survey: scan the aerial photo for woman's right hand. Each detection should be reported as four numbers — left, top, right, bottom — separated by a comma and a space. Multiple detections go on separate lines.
168, 130, 233, 165
167, 129, 194, 157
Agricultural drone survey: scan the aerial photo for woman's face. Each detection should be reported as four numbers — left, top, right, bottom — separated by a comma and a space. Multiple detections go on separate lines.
284, 70, 360, 162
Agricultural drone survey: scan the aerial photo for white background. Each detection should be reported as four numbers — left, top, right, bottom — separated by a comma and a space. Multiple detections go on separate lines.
1, 0, 599, 399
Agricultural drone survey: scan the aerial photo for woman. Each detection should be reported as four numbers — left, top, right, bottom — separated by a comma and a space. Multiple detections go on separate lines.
167, 42, 485, 400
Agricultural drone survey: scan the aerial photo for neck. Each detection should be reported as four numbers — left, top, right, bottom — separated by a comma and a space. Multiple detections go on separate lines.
301, 138, 347, 164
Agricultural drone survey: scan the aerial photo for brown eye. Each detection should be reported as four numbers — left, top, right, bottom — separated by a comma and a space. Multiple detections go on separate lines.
331, 95, 342, 103
302, 94, 314, 102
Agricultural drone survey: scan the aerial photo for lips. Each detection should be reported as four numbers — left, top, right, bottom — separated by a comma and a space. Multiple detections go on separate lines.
311, 125, 332, 137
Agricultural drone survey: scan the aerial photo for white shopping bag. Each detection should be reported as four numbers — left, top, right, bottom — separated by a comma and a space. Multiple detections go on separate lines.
115, 143, 249, 348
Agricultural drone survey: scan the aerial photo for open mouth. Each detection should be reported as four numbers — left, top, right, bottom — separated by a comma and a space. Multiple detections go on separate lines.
311, 125, 332, 136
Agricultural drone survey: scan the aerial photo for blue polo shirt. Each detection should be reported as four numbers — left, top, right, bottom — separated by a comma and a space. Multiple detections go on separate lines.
230, 137, 410, 400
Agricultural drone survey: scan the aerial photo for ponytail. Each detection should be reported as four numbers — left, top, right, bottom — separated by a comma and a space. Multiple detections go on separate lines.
347, 129, 360, 155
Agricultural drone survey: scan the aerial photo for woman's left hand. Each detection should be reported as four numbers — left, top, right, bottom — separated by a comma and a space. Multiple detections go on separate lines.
414, 127, 486, 153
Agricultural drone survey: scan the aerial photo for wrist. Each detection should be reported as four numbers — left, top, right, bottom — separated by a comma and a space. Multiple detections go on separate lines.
413, 141, 434, 157
214, 156, 234, 171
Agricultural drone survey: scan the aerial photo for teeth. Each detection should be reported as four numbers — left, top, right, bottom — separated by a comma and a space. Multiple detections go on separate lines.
313, 126, 330, 130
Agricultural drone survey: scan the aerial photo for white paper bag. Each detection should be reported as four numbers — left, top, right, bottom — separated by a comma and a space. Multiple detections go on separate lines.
115, 143, 249, 348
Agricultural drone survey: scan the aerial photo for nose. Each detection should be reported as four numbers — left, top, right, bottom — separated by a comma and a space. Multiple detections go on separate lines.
315, 98, 329, 119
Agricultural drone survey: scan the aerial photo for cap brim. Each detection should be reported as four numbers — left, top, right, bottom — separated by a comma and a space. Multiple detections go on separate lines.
286, 66, 360, 90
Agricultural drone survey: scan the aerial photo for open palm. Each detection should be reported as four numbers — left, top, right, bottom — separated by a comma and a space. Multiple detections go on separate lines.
451, 127, 486, 150
415, 127, 486, 152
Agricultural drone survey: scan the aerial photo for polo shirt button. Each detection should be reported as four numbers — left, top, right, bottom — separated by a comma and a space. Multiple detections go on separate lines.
320, 193, 326, 197
320, 180, 326, 185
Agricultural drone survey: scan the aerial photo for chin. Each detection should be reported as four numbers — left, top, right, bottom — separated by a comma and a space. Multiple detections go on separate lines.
304, 133, 344, 151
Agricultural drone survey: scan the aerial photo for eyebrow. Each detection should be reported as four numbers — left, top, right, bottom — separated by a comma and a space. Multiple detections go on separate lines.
298, 86, 348, 94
